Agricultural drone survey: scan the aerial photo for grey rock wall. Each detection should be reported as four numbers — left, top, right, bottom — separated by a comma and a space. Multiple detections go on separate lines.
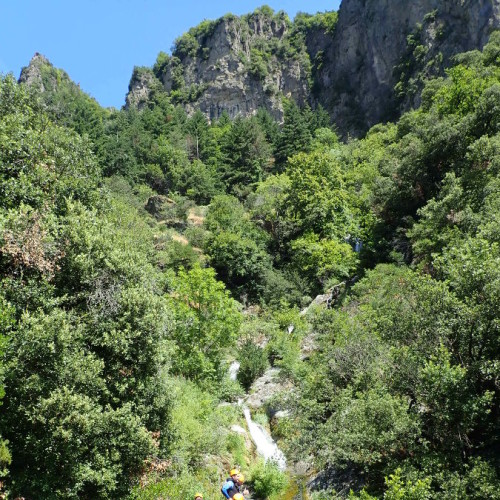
129, 11, 311, 121
124, 1, 500, 135
314, 0, 500, 135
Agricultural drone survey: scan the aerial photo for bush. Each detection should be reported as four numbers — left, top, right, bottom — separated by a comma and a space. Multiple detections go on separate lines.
226, 433, 247, 469
184, 225, 209, 249
266, 329, 301, 378
238, 340, 269, 391
250, 460, 289, 499
217, 375, 245, 402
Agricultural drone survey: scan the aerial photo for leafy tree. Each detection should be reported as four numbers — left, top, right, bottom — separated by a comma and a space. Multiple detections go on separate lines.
286, 151, 355, 239
168, 265, 241, 383
1, 309, 154, 499
186, 110, 210, 160
205, 230, 273, 301
255, 108, 280, 145
0, 297, 13, 488
248, 173, 294, 253
290, 232, 358, 290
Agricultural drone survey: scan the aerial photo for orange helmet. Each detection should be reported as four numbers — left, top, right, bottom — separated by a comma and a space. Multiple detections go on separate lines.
194, 494, 203, 500
233, 494, 245, 500
230, 468, 240, 476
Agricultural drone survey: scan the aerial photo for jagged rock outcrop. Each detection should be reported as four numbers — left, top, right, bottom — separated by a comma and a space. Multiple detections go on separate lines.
313, 0, 500, 135
126, 8, 311, 121
125, 67, 157, 110
246, 368, 292, 414
19, 53, 56, 91
126, 1, 500, 135
19, 53, 89, 99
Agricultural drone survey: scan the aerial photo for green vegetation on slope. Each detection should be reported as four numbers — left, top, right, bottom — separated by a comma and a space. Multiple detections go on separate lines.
0, 23, 499, 500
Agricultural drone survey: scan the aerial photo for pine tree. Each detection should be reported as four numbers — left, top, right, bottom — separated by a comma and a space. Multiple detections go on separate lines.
275, 100, 312, 167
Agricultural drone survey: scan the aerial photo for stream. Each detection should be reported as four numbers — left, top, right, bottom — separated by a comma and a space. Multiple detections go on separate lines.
229, 361, 287, 471
243, 406, 287, 471
229, 361, 240, 381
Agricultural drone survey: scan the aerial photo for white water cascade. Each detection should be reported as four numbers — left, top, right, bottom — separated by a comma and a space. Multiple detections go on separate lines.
228, 361, 287, 470
229, 361, 240, 381
243, 406, 287, 471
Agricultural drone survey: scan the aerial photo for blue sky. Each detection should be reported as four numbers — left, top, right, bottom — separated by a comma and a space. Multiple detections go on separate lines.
0, 1, 341, 108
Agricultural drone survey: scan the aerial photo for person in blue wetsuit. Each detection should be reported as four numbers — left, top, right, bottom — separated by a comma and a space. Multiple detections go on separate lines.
221, 469, 247, 499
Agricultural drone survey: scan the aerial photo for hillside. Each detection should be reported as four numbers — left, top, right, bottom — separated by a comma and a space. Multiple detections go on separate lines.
1, 1, 500, 499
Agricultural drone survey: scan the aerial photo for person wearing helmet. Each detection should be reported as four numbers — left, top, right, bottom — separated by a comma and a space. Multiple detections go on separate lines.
194, 494, 203, 500
221, 468, 248, 499
237, 473, 249, 496
233, 494, 245, 500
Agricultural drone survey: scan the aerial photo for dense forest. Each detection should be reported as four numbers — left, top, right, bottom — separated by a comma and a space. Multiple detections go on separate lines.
0, 4, 499, 499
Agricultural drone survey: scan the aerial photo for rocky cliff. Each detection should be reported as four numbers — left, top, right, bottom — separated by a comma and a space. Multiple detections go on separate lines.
126, 7, 312, 120
314, 0, 500, 135
126, 1, 500, 135
19, 53, 61, 91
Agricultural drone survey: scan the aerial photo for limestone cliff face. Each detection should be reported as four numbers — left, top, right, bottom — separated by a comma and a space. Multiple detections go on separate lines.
125, 67, 157, 110
126, 1, 500, 135
314, 0, 500, 135
19, 53, 56, 91
128, 9, 311, 121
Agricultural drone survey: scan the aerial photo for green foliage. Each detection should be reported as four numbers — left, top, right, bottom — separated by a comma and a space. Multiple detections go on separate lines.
172, 19, 219, 60
131, 379, 246, 500
204, 195, 275, 301
168, 265, 242, 383
322, 387, 420, 471
0, 75, 101, 213
173, 32, 199, 58
167, 378, 234, 468
286, 151, 354, 238
383, 470, 432, 500
23, 59, 109, 157
205, 230, 273, 300
249, 48, 270, 79
408, 173, 468, 266
294, 11, 338, 35
250, 460, 289, 499
0, 297, 12, 485
153, 51, 170, 76
219, 117, 272, 197
275, 100, 313, 166
2, 309, 155, 499
433, 64, 499, 116
237, 339, 268, 390
3, 20, 500, 500
291, 232, 358, 288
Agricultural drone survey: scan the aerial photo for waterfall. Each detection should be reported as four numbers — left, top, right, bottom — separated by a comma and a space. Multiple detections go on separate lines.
243, 406, 287, 471
229, 361, 240, 381
229, 362, 287, 470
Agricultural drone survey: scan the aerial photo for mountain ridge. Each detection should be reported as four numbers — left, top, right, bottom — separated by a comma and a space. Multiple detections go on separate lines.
18, 0, 500, 136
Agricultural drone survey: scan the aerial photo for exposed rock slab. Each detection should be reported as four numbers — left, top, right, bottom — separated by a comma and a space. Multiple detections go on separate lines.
245, 368, 291, 412
313, 0, 500, 135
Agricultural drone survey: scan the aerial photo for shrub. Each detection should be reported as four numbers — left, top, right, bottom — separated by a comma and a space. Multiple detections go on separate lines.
250, 460, 288, 499
237, 340, 268, 391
